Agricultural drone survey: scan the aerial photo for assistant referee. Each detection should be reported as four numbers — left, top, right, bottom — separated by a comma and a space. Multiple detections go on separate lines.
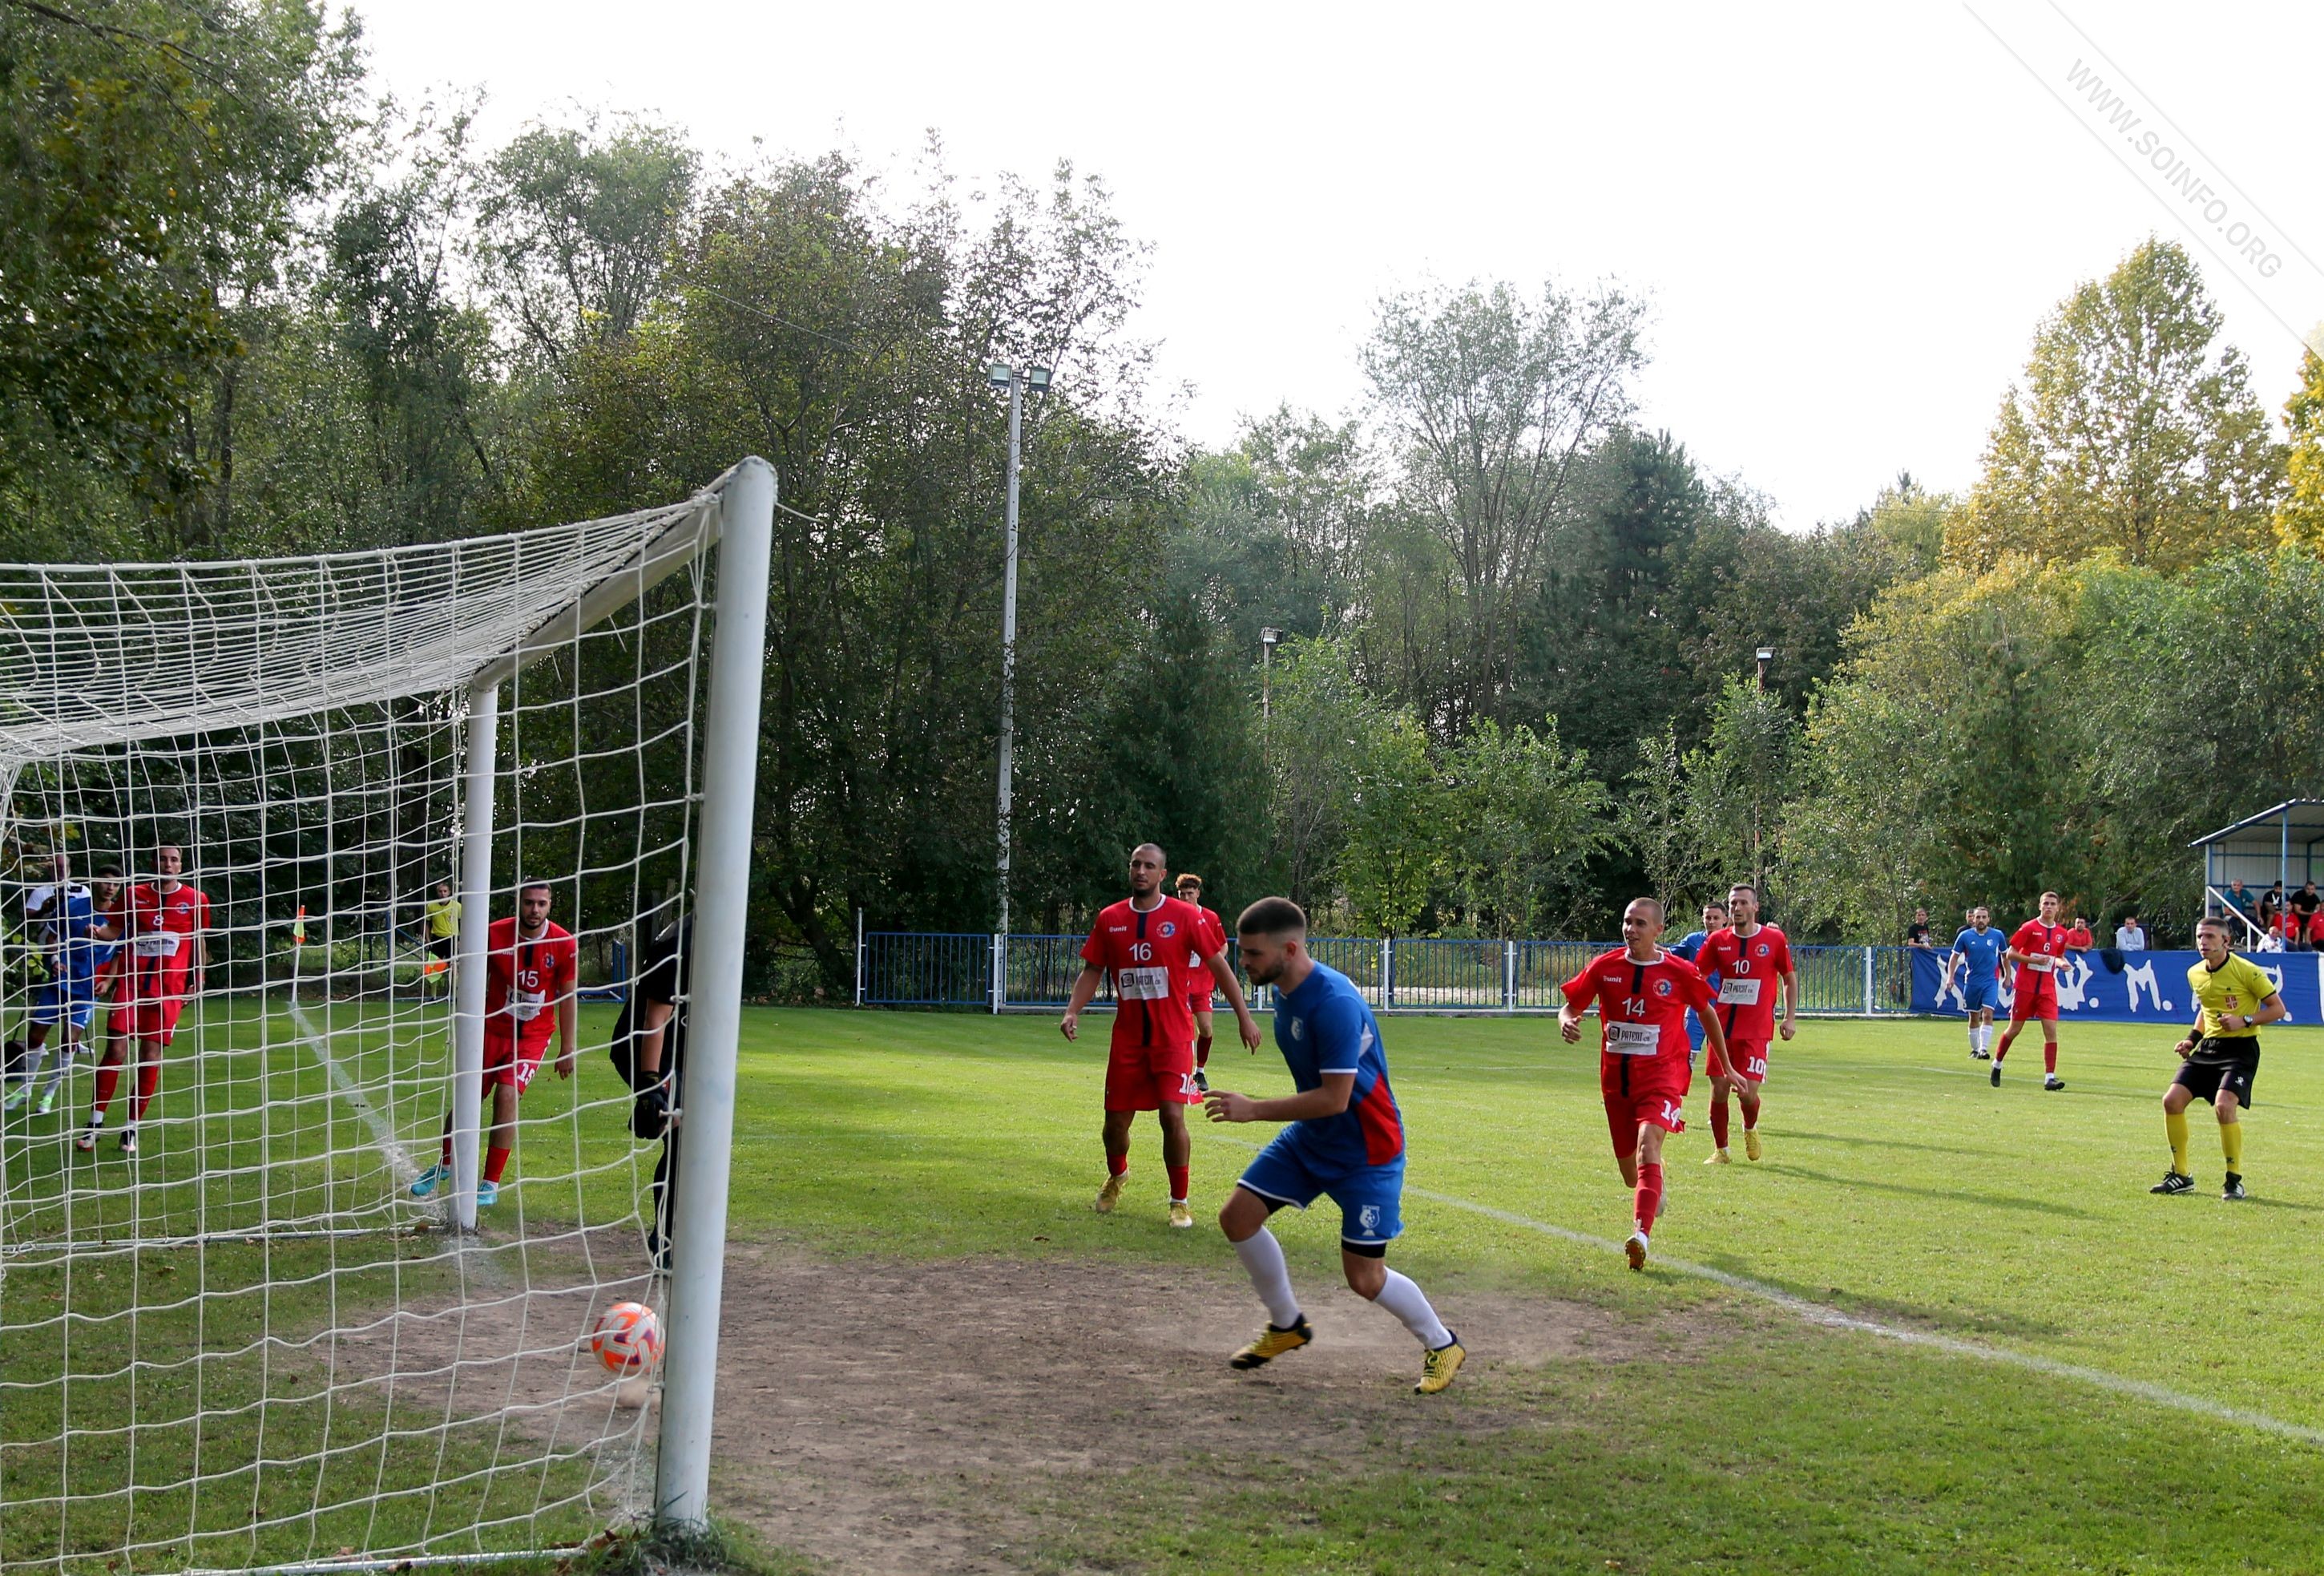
2150, 916, 2286, 1201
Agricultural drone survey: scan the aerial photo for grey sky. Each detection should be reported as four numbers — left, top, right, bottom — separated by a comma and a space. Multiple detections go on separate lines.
357, 0, 2324, 528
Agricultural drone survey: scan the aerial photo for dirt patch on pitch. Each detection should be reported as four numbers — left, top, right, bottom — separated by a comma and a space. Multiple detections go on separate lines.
702, 1243, 1706, 1574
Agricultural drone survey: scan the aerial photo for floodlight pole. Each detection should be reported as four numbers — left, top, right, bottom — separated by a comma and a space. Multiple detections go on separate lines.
656, 457, 776, 1530
450, 684, 498, 1234
996, 371, 1023, 941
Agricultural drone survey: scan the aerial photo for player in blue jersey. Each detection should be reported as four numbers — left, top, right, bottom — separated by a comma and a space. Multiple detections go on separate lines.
1670, 901, 1727, 1074
1205, 896, 1466, 1395
1947, 906, 2006, 1061
6, 855, 123, 1118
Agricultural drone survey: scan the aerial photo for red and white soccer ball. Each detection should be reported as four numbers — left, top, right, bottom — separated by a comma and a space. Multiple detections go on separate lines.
590, 1301, 663, 1376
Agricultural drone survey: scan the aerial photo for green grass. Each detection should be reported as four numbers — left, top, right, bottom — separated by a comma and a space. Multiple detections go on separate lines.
734, 1007, 2324, 1573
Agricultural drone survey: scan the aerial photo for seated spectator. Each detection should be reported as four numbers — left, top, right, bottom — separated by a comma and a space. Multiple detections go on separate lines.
2113, 914, 2147, 951
2260, 881, 2286, 931
2063, 915, 2094, 951
2278, 908, 2304, 951
2257, 925, 2286, 953
2308, 909, 2324, 952
2293, 881, 2322, 946
1905, 907, 1934, 948
2221, 879, 2255, 924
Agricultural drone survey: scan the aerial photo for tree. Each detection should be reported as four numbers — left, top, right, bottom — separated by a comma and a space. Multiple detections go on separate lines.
0, 0, 360, 503
2276, 343, 2324, 552
1943, 238, 2285, 574
1335, 709, 1442, 937
1362, 276, 1647, 731
1440, 717, 1612, 937
1618, 725, 1707, 915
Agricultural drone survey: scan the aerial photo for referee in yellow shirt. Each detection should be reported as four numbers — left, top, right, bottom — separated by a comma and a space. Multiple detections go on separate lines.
2150, 916, 2286, 1200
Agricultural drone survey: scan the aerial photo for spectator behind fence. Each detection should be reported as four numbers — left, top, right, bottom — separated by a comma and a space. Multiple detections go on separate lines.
2114, 914, 2147, 951
2292, 882, 2322, 950
1906, 908, 1934, 948
2062, 907, 2094, 951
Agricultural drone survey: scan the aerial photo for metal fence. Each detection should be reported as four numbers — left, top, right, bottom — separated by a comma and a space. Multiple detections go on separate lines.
856, 927, 1937, 1016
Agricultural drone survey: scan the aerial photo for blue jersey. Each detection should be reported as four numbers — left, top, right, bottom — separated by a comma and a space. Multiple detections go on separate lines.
1270, 960, 1403, 1170
1951, 927, 2005, 982
37, 888, 112, 988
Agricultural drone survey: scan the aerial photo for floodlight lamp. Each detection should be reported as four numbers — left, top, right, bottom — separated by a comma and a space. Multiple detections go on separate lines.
1027, 366, 1053, 391
1756, 647, 1776, 663
1260, 626, 1281, 647
986, 362, 1013, 388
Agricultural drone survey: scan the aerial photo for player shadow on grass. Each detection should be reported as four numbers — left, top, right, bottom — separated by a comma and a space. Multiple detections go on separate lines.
1761, 1163, 2101, 1221
1778, 1128, 1986, 1159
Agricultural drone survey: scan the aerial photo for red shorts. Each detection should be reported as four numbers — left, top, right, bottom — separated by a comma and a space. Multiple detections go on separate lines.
109, 996, 185, 1045
1184, 992, 1214, 1018
1105, 1037, 1197, 1112
483, 1033, 550, 1092
1710, 1037, 1769, 1082
1600, 1058, 1687, 1157
2011, 980, 2058, 1023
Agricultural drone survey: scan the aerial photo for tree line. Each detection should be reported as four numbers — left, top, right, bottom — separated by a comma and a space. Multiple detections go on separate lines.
4, 3, 2321, 989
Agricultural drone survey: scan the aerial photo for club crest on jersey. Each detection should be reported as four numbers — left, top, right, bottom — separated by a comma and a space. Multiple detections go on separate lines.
1158, 920, 1176, 938
1289, 1017, 1305, 1040
1754, 942, 1770, 957
1654, 978, 1673, 996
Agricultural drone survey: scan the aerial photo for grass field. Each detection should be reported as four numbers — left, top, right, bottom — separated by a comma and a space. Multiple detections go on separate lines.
724, 1006, 2324, 1574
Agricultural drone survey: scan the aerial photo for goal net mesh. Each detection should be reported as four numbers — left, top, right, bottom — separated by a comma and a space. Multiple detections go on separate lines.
0, 475, 742, 1573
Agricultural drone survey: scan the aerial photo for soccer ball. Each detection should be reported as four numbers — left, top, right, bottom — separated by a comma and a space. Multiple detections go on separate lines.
590, 1300, 663, 1376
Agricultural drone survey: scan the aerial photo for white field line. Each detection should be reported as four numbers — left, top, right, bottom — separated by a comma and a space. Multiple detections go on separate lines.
284, 999, 420, 1189
1200, 1130, 2324, 1448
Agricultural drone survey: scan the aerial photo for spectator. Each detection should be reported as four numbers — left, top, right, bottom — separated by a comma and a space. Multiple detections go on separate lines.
2063, 912, 2094, 951
1905, 907, 1934, 948
2113, 914, 2147, 951
2278, 907, 2304, 952
2220, 879, 2256, 931
2257, 924, 2286, 953
2308, 908, 2324, 952
2292, 881, 2322, 950
2259, 881, 2286, 932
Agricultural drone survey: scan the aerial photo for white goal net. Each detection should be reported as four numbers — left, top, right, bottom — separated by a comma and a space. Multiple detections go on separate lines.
0, 460, 773, 1573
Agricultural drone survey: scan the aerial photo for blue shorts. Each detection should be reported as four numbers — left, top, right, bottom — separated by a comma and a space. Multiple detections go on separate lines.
30, 984, 95, 1028
1962, 977, 1996, 1012
1237, 1129, 1406, 1247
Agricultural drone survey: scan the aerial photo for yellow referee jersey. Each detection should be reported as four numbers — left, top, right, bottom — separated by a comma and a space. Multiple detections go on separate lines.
2185, 952, 2277, 1040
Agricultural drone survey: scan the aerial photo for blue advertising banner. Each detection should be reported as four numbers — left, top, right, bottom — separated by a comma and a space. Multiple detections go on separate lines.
1910, 948, 2323, 1027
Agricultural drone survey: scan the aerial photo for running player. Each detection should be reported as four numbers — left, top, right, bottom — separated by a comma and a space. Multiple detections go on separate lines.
7, 855, 112, 1117
1947, 905, 2006, 1060
78, 845, 209, 1154
1207, 896, 1465, 1393
1172, 872, 1229, 1093
410, 879, 579, 1206
1670, 901, 1726, 1066
2149, 917, 2286, 1200
1697, 883, 1796, 1164
1991, 891, 2069, 1091
1559, 897, 1728, 1271
1061, 844, 1260, 1228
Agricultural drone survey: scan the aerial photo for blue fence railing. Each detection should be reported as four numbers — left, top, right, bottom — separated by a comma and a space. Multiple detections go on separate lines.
856, 931, 1931, 1016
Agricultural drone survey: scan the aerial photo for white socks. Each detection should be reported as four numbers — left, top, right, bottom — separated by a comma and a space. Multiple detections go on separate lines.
1371, 1268, 1454, 1349
1233, 1227, 1302, 1328
1975, 1024, 1991, 1054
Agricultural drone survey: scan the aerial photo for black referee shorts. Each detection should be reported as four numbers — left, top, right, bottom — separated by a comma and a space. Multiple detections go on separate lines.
2173, 1039, 2259, 1108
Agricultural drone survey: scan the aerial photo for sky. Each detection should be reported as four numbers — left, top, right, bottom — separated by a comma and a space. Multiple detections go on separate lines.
354, 0, 2324, 530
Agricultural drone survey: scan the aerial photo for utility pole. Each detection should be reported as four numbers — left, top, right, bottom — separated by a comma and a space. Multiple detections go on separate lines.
1753, 646, 1774, 911
990, 362, 1051, 940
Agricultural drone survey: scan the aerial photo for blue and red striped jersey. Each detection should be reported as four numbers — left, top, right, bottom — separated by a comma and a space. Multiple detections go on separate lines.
1270, 960, 1402, 1169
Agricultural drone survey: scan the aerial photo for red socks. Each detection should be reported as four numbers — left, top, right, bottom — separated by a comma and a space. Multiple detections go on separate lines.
484, 1146, 512, 1185
1106, 1150, 1129, 1178
131, 1062, 160, 1123
92, 1065, 120, 1118
1710, 1097, 1730, 1149
1196, 1041, 1211, 1069
2044, 1042, 2058, 1075
441, 1131, 454, 1166
1635, 1163, 1664, 1237
1167, 1164, 1190, 1203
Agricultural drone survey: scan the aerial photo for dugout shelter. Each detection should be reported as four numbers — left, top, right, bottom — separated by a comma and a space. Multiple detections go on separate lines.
2191, 798, 2324, 943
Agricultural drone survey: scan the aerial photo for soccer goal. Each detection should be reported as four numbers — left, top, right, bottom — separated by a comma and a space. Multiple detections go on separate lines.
0, 459, 773, 1573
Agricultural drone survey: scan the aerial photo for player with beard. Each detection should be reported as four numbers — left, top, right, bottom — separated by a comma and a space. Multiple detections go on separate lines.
78, 845, 209, 1155
1947, 906, 2006, 1060
1696, 884, 1797, 1164
1991, 891, 2070, 1092
1062, 844, 1259, 1228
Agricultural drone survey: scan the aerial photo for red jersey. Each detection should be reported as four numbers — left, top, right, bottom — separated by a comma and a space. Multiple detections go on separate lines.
2009, 918, 2069, 996
2063, 923, 2093, 950
1698, 924, 1793, 1041
482, 915, 579, 1049
120, 883, 210, 1000
1561, 948, 1717, 1071
1180, 904, 1227, 995
1081, 895, 1208, 1054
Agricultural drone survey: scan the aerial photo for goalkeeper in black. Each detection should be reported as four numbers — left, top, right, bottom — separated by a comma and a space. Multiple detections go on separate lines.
2150, 916, 2286, 1202
611, 910, 692, 1271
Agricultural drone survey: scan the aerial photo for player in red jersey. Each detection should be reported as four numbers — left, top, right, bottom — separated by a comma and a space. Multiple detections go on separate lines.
77, 844, 210, 1155
1695, 883, 1797, 1166
410, 879, 579, 1207
1062, 843, 1260, 1228
1172, 872, 1229, 1093
1559, 897, 1728, 1271
1992, 890, 2069, 1092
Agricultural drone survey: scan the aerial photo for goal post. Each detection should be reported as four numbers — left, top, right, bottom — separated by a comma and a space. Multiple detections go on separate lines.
0, 459, 775, 1573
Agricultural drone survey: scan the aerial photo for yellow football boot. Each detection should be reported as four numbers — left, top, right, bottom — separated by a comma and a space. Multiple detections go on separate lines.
1094, 1174, 1125, 1213
1744, 1129, 1762, 1162
1229, 1315, 1313, 1370
1168, 1202, 1194, 1229
1414, 1336, 1467, 1394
